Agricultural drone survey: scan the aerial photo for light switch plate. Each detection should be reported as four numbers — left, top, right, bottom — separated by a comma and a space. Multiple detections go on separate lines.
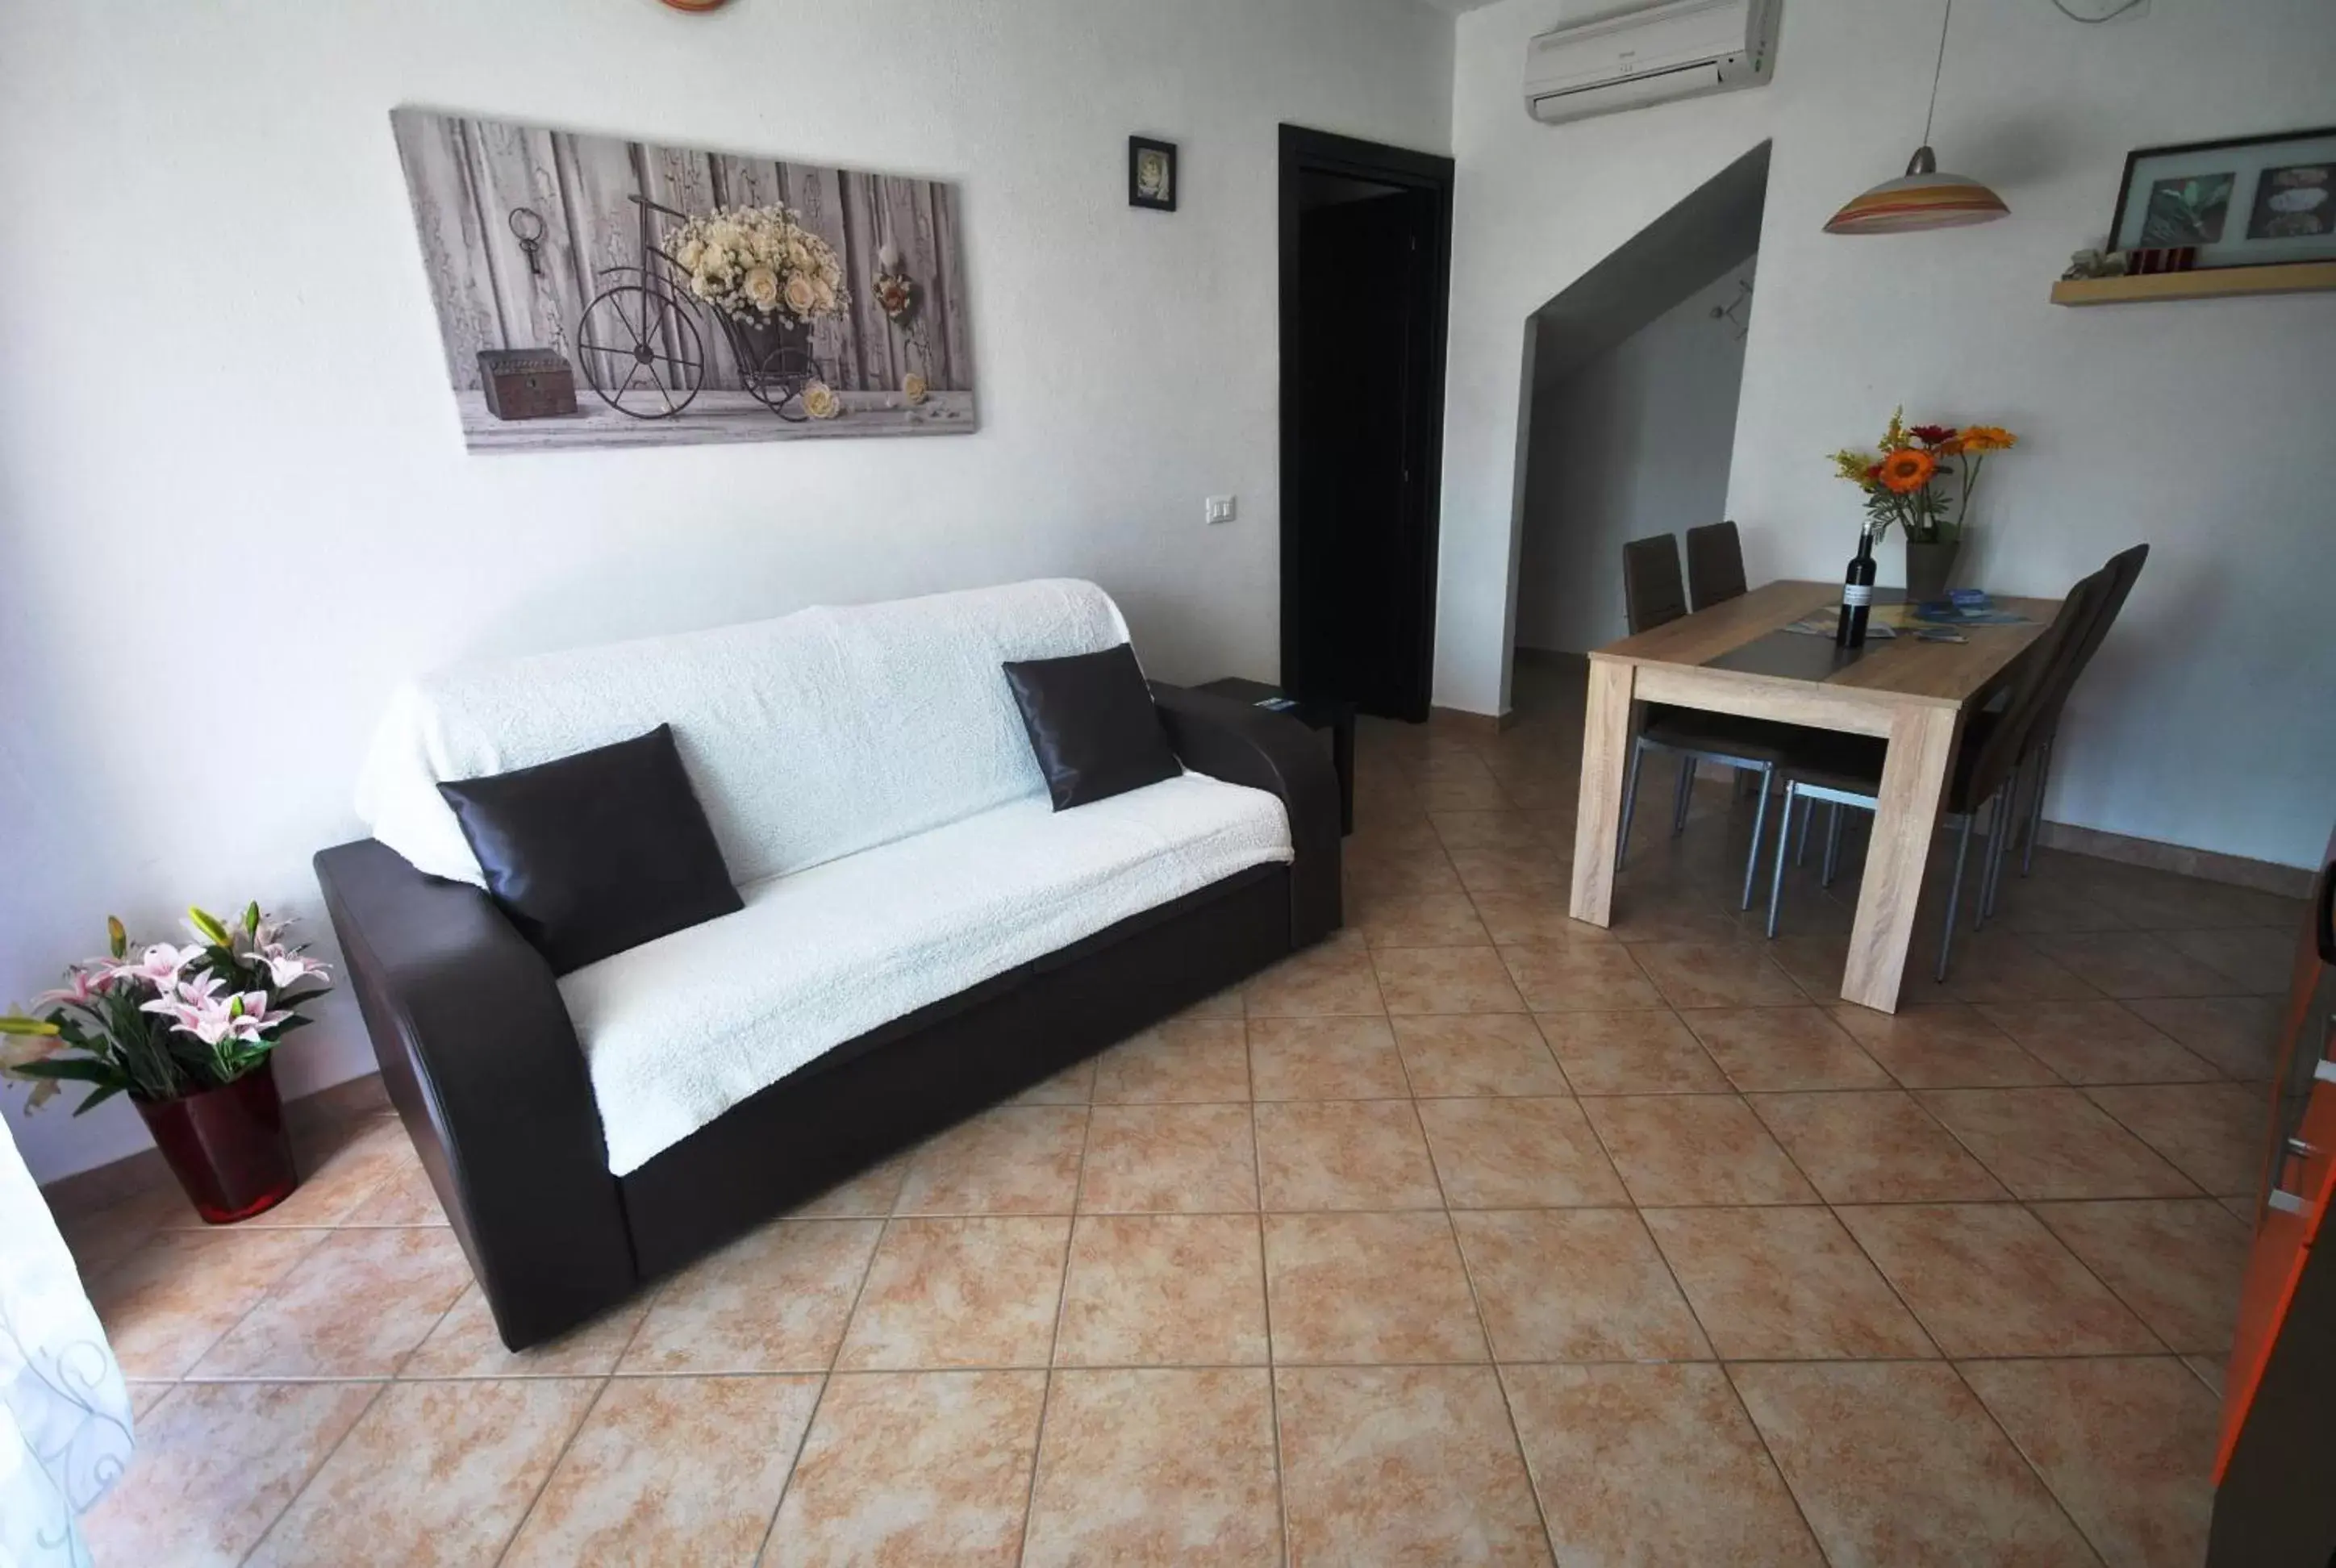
1205, 494, 1237, 525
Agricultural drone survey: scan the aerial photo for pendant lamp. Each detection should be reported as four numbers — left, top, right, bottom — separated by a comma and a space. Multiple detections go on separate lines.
1825, 0, 2007, 235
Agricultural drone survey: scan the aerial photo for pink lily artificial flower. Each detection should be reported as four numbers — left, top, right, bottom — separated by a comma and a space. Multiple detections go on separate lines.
249, 944, 329, 990
35, 967, 114, 1009
107, 943, 206, 991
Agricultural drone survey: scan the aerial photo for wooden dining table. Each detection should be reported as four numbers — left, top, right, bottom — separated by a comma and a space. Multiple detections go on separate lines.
1566, 579, 2061, 1013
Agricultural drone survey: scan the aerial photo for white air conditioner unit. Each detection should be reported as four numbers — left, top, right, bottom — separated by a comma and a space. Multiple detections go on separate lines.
1525, 0, 1779, 125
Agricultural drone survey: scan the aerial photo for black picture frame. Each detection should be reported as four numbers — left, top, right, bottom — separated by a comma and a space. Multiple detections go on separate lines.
2106, 125, 2336, 269
1128, 136, 1177, 212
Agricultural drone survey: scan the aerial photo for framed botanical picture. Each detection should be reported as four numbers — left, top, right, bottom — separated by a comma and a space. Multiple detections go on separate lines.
1128, 136, 1178, 212
2109, 126, 2336, 269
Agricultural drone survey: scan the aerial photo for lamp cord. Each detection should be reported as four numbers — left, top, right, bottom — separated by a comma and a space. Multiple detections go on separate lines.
1921, 0, 1954, 147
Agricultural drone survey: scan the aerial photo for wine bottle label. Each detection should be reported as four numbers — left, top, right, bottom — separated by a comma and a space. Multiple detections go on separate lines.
1842, 584, 1872, 607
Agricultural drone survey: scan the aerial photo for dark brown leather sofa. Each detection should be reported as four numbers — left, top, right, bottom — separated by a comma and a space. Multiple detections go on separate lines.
313, 683, 1341, 1350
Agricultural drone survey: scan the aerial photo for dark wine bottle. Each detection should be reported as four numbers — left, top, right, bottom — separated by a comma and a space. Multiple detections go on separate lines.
1837, 528, 1876, 649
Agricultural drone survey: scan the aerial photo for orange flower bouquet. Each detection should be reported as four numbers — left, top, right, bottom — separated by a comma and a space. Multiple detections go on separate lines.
1830, 410, 2017, 545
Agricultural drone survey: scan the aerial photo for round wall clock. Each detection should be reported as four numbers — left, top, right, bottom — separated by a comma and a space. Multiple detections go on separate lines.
658, 0, 728, 11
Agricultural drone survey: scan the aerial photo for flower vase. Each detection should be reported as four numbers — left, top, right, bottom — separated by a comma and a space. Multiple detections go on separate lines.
134, 1057, 298, 1224
1904, 539, 1960, 607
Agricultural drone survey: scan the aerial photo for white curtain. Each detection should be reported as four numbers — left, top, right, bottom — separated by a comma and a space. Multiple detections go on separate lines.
0, 1120, 134, 1568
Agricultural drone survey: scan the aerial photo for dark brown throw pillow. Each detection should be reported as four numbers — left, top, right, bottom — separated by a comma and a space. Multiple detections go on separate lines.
436, 724, 742, 974
1002, 644, 1183, 811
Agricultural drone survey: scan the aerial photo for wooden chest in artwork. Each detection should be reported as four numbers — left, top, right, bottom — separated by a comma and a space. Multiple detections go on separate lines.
477, 350, 578, 420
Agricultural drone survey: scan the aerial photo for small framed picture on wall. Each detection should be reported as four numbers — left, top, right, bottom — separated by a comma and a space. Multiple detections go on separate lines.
2108, 126, 2336, 269
1128, 136, 1178, 212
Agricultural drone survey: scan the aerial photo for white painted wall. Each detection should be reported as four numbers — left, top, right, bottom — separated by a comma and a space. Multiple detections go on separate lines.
1439, 0, 2336, 869
0, 0, 1453, 1182
1516, 255, 1756, 653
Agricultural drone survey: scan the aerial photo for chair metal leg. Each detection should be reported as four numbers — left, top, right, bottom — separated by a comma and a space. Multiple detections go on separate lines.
1671, 755, 1696, 835
2021, 737, 2052, 877
1766, 782, 1796, 939
1793, 794, 1812, 865
1821, 802, 1845, 888
1938, 811, 1975, 982
1984, 786, 2014, 920
1738, 764, 1774, 911
1616, 741, 1648, 872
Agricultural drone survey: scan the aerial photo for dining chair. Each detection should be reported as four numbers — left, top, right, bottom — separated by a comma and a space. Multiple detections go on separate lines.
1616, 532, 1800, 909
2013, 543, 2150, 880
1762, 565, 2117, 981
1685, 521, 1748, 612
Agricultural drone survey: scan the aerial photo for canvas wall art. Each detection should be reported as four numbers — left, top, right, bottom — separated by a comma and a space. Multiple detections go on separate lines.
391, 108, 975, 452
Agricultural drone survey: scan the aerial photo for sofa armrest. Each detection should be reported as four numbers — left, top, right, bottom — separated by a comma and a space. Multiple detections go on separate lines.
312, 839, 635, 1349
1150, 682, 1342, 946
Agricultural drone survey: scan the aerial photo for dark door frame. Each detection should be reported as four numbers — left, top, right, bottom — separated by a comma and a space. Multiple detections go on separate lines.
1278, 123, 1455, 724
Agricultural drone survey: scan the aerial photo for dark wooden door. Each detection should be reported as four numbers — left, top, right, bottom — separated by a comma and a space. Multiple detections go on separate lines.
1280, 127, 1451, 724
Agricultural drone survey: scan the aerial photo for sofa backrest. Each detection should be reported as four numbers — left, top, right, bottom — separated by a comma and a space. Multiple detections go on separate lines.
354, 578, 1133, 889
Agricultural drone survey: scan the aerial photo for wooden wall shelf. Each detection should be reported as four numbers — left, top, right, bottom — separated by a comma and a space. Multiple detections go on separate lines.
2050, 261, 2336, 307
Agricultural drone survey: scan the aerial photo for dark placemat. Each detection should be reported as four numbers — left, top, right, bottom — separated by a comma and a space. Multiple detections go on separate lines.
1704, 630, 1874, 681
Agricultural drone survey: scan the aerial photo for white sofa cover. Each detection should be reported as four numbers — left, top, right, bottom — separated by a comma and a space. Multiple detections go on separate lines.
354, 579, 1294, 1175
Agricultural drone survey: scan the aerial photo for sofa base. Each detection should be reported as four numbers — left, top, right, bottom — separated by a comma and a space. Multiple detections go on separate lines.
619, 862, 1290, 1280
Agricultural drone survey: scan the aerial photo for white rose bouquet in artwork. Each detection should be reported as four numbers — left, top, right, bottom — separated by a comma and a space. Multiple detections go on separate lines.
665, 204, 849, 329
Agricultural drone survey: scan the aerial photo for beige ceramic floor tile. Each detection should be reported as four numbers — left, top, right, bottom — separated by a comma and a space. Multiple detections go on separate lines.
1931, 929, 2102, 1005
1416, 1095, 1628, 1207
1767, 933, 1854, 1003
1373, 945, 1529, 1014
1729, 1361, 2099, 1567
1393, 1013, 1571, 1098
893, 1104, 1087, 1215
1091, 1018, 1251, 1103
1684, 1005, 1893, 1091
1468, 886, 1612, 946
1431, 807, 1555, 852
790, 1153, 911, 1217
2085, 1081, 2263, 1195
1746, 1091, 2008, 1203
1022, 1369, 1282, 1567
619, 1219, 881, 1374
1078, 1103, 1258, 1213
190, 1225, 472, 1378
83, 1380, 382, 1568
1643, 1206, 1935, 1360
503, 1376, 817, 1566
1961, 1357, 2218, 1568
2030, 1199, 2251, 1354
1351, 888, 1492, 949
835, 1216, 1070, 1370
1536, 1007, 1729, 1095
1916, 1087, 2198, 1199
1499, 940, 1665, 1011
53, 1182, 191, 1278
1829, 1003, 2061, 1088
1629, 941, 1807, 1009
242, 1116, 422, 1228
1055, 1214, 1267, 1366
340, 1161, 447, 1226
1263, 1211, 1487, 1363
1835, 1203, 2160, 1357
90, 1228, 324, 1378
2026, 930, 2238, 999
1447, 842, 1570, 890
1579, 1095, 1819, 1206
1274, 1365, 1548, 1566
1453, 1208, 1708, 1362
407, 1282, 652, 1379
2157, 926, 2296, 995
766, 1370, 1045, 1568
1247, 1015, 1409, 1099
1503, 1363, 1822, 1566
1255, 1099, 1442, 1211
1008, 1059, 1098, 1106
1974, 999, 2221, 1085
1243, 934, 1386, 1016
245, 1378, 599, 1568
2121, 996, 2284, 1080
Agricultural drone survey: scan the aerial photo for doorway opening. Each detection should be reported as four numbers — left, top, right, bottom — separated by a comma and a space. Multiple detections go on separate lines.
1279, 124, 1454, 724
1509, 142, 1770, 713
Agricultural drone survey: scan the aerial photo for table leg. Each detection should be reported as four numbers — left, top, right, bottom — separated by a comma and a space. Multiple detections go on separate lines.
1568, 659, 1635, 927
1840, 703, 1961, 1012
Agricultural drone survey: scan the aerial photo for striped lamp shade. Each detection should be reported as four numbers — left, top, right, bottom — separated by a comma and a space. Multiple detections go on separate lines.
1825, 146, 2008, 235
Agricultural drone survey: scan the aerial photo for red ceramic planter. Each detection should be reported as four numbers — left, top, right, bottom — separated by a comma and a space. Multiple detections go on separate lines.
134, 1057, 299, 1223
